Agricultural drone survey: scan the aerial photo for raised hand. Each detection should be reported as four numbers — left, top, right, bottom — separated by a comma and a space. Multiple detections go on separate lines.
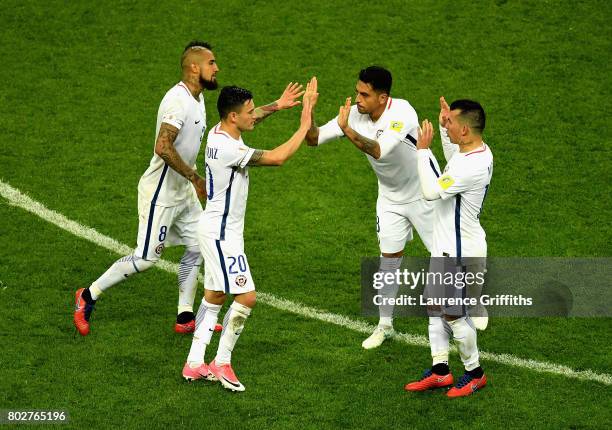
277, 82, 305, 110
300, 77, 318, 128
303, 76, 318, 105
416, 119, 434, 150
439, 96, 450, 127
337, 97, 351, 131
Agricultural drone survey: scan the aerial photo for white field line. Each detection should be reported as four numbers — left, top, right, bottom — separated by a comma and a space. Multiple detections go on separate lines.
1, 179, 610, 386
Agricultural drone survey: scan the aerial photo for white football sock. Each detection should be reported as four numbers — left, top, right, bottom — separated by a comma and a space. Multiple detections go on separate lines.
215, 301, 252, 365
187, 299, 222, 367
447, 316, 480, 371
89, 255, 154, 299
377, 256, 403, 328
177, 248, 202, 314
429, 317, 451, 365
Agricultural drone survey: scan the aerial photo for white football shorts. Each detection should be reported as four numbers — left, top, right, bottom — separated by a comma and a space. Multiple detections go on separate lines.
134, 193, 203, 261
376, 196, 434, 254
198, 230, 255, 295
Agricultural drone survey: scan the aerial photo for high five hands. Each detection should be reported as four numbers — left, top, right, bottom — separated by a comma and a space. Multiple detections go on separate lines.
277, 82, 306, 110
300, 77, 319, 129
439, 96, 450, 127
417, 96, 451, 149
417, 119, 434, 150
337, 97, 351, 132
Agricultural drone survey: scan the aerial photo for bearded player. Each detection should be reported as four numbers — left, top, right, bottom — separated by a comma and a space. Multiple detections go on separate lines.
74, 41, 304, 336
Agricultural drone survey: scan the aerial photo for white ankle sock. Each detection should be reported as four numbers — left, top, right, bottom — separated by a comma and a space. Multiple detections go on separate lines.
428, 317, 451, 365
215, 302, 252, 365
377, 256, 403, 327
177, 249, 202, 314
187, 299, 222, 366
90, 255, 154, 299
448, 317, 480, 371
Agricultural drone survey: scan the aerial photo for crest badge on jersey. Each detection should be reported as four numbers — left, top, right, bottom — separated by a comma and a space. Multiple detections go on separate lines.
390, 121, 403, 132
235, 275, 248, 287
155, 243, 165, 255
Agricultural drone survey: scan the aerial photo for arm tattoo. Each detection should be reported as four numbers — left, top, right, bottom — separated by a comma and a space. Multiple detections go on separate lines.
348, 130, 381, 159
308, 111, 318, 134
355, 135, 378, 154
253, 102, 279, 124
247, 149, 265, 166
305, 112, 319, 145
158, 123, 179, 143
156, 123, 196, 180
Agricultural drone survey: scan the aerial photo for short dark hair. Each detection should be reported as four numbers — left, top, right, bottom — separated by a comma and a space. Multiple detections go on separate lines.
183, 40, 212, 53
449, 99, 486, 134
217, 86, 253, 119
358, 66, 392, 95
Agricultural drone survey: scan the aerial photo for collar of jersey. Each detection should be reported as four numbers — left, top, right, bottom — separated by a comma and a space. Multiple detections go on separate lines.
464, 143, 487, 156
178, 82, 203, 103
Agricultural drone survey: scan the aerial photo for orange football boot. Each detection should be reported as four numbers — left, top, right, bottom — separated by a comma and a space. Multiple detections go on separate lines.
447, 373, 487, 398
73, 288, 95, 336
404, 369, 454, 392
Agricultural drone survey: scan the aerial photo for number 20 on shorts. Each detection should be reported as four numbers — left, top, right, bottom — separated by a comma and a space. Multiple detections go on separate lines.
228, 255, 247, 274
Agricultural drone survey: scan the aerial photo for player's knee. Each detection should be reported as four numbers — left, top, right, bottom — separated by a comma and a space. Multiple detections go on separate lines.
134, 257, 156, 272
427, 305, 442, 317
235, 291, 256, 309
382, 250, 404, 259
181, 248, 202, 265
204, 289, 227, 306
243, 295, 256, 309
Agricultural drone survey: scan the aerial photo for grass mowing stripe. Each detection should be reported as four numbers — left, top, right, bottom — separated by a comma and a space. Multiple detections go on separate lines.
2, 178, 610, 387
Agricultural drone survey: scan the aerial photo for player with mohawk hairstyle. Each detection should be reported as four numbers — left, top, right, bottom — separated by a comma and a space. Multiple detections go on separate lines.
73, 40, 305, 337
73, 40, 218, 336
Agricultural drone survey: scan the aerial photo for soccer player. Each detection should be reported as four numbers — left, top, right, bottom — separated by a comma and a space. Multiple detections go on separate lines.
404, 97, 492, 398
182, 79, 318, 391
305, 66, 440, 349
73, 41, 305, 336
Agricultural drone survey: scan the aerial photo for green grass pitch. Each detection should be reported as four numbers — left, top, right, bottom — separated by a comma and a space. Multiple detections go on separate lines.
0, 0, 610, 428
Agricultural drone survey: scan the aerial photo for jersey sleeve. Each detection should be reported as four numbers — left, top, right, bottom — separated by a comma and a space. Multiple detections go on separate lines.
317, 116, 344, 145
437, 158, 488, 200
219, 143, 256, 169
377, 104, 419, 159
417, 150, 443, 200
159, 95, 187, 130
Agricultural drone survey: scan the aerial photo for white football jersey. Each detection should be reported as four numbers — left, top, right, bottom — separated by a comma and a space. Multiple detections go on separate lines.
432, 143, 493, 258
138, 82, 207, 207
317, 97, 440, 203
199, 124, 255, 241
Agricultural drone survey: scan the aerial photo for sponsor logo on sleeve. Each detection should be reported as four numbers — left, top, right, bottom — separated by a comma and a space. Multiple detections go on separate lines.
390, 121, 403, 132
438, 175, 455, 190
